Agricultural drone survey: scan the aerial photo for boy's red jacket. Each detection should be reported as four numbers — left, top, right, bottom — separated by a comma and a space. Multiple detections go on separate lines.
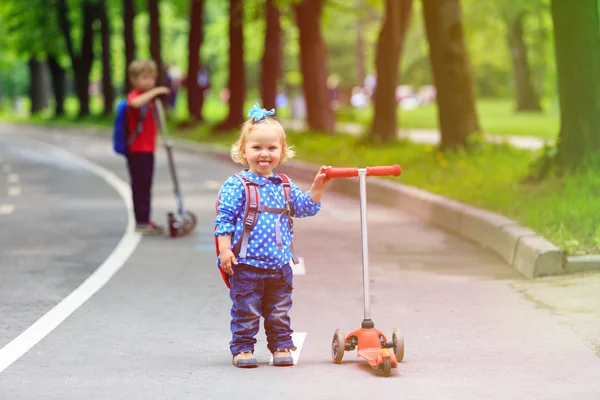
126, 89, 158, 152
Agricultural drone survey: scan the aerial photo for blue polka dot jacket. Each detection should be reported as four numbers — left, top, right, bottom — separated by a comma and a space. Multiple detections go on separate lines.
214, 169, 321, 270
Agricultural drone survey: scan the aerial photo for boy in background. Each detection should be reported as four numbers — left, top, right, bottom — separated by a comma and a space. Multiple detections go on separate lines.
126, 60, 170, 235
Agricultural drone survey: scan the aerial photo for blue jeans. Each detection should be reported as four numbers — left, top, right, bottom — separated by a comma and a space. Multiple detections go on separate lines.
229, 264, 295, 356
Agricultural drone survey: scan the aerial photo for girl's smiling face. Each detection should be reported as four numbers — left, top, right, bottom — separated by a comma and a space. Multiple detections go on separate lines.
242, 126, 283, 176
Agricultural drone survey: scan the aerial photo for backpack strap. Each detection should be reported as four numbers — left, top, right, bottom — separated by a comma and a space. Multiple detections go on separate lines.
127, 104, 149, 146
279, 174, 295, 219
232, 174, 259, 259
278, 174, 299, 265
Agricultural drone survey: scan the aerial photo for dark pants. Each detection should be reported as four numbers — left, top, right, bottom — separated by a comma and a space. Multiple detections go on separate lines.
229, 264, 295, 356
126, 152, 155, 225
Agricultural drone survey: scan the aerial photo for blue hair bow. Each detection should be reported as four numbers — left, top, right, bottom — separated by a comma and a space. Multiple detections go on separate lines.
247, 102, 275, 121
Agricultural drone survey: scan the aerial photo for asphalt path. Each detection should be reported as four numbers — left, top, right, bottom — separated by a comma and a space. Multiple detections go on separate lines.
0, 124, 599, 399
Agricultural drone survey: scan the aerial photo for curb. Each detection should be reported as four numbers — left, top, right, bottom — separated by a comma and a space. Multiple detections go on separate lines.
565, 255, 600, 273
3, 122, 598, 277
169, 137, 569, 279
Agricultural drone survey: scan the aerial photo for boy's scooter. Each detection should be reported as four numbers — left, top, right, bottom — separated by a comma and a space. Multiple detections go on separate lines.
324, 164, 404, 377
154, 99, 197, 238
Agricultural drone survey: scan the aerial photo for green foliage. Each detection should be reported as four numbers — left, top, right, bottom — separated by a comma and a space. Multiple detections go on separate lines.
0, 0, 560, 111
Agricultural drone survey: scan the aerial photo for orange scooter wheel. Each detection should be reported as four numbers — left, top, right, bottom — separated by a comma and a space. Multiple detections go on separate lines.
331, 329, 345, 364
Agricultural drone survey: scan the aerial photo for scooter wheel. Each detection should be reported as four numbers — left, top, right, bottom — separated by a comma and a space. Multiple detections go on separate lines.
392, 327, 404, 362
382, 357, 392, 377
331, 328, 345, 364
167, 212, 179, 238
184, 211, 197, 232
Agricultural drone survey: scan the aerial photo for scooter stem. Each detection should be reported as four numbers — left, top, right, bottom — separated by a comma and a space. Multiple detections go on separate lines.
155, 100, 185, 215
358, 169, 373, 328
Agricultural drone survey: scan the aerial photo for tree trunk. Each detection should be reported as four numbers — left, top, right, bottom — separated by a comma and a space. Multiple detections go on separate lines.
148, 0, 165, 88
187, 0, 205, 122
76, 2, 97, 117
260, 0, 281, 111
507, 13, 542, 112
422, 0, 480, 150
28, 58, 46, 115
99, 0, 114, 116
47, 55, 66, 117
369, 0, 413, 143
551, 0, 600, 172
57, 0, 97, 118
294, 0, 334, 133
124, 0, 137, 93
215, 0, 246, 132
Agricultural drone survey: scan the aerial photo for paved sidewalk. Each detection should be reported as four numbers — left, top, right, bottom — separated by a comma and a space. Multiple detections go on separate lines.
282, 119, 553, 151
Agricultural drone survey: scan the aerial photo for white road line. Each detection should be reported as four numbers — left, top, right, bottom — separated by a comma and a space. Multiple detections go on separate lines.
292, 257, 306, 275
0, 137, 141, 374
7, 174, 19, 183
0, 204, 15, 214
268, 332, 307, 365
8, 186, 21, 196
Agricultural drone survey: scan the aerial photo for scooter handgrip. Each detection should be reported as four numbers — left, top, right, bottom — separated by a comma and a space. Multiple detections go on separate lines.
323, 167, 358, 178
366, 164, 402, 177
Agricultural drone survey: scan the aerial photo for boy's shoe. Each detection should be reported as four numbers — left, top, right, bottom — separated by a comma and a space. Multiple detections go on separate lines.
135, 221, 164, 235
272, 349, 294, 367
232, 351, 258, 368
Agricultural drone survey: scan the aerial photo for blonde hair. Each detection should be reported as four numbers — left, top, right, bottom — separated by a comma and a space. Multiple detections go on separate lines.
231, 117, 295, 166
127, 59, 158, 80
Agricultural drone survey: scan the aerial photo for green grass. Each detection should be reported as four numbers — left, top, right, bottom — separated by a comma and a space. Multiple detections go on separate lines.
336, 98, 560, 139
1, 95, 596, 255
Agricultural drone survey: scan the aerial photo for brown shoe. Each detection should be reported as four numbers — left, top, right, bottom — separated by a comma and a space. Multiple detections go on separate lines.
232, 351, 258, 368
272, 349, 294, 367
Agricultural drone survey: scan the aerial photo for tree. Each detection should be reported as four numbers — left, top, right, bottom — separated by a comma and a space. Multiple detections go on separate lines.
123, 0, 137, 93
46, 56, 66, 116
422, 0, 480, 150
369, 0, 413, 143
506, 10, 542, 112
294, 0, 334, 133
215, 0, 246, 131
99, 0, 114, 116
187, 0, 206, 122
149, 0, 166, 90
27, 58, 48, 114
57, 0, 99, 117
260, 0, 281, 111
462, 0, 544, 111
0, 1, 66, 116
550, 0, 600, 172
487, 0, 543, 111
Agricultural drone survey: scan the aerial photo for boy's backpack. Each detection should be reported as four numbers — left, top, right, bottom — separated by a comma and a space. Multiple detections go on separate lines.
214, 173, 298, 288
112, 99, 148, 155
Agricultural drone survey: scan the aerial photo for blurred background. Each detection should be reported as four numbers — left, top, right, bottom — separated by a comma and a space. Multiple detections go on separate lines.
0, 0, 598, 255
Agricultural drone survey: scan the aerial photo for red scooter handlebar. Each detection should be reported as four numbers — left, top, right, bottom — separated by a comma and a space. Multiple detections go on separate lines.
323, 164, 402, 179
